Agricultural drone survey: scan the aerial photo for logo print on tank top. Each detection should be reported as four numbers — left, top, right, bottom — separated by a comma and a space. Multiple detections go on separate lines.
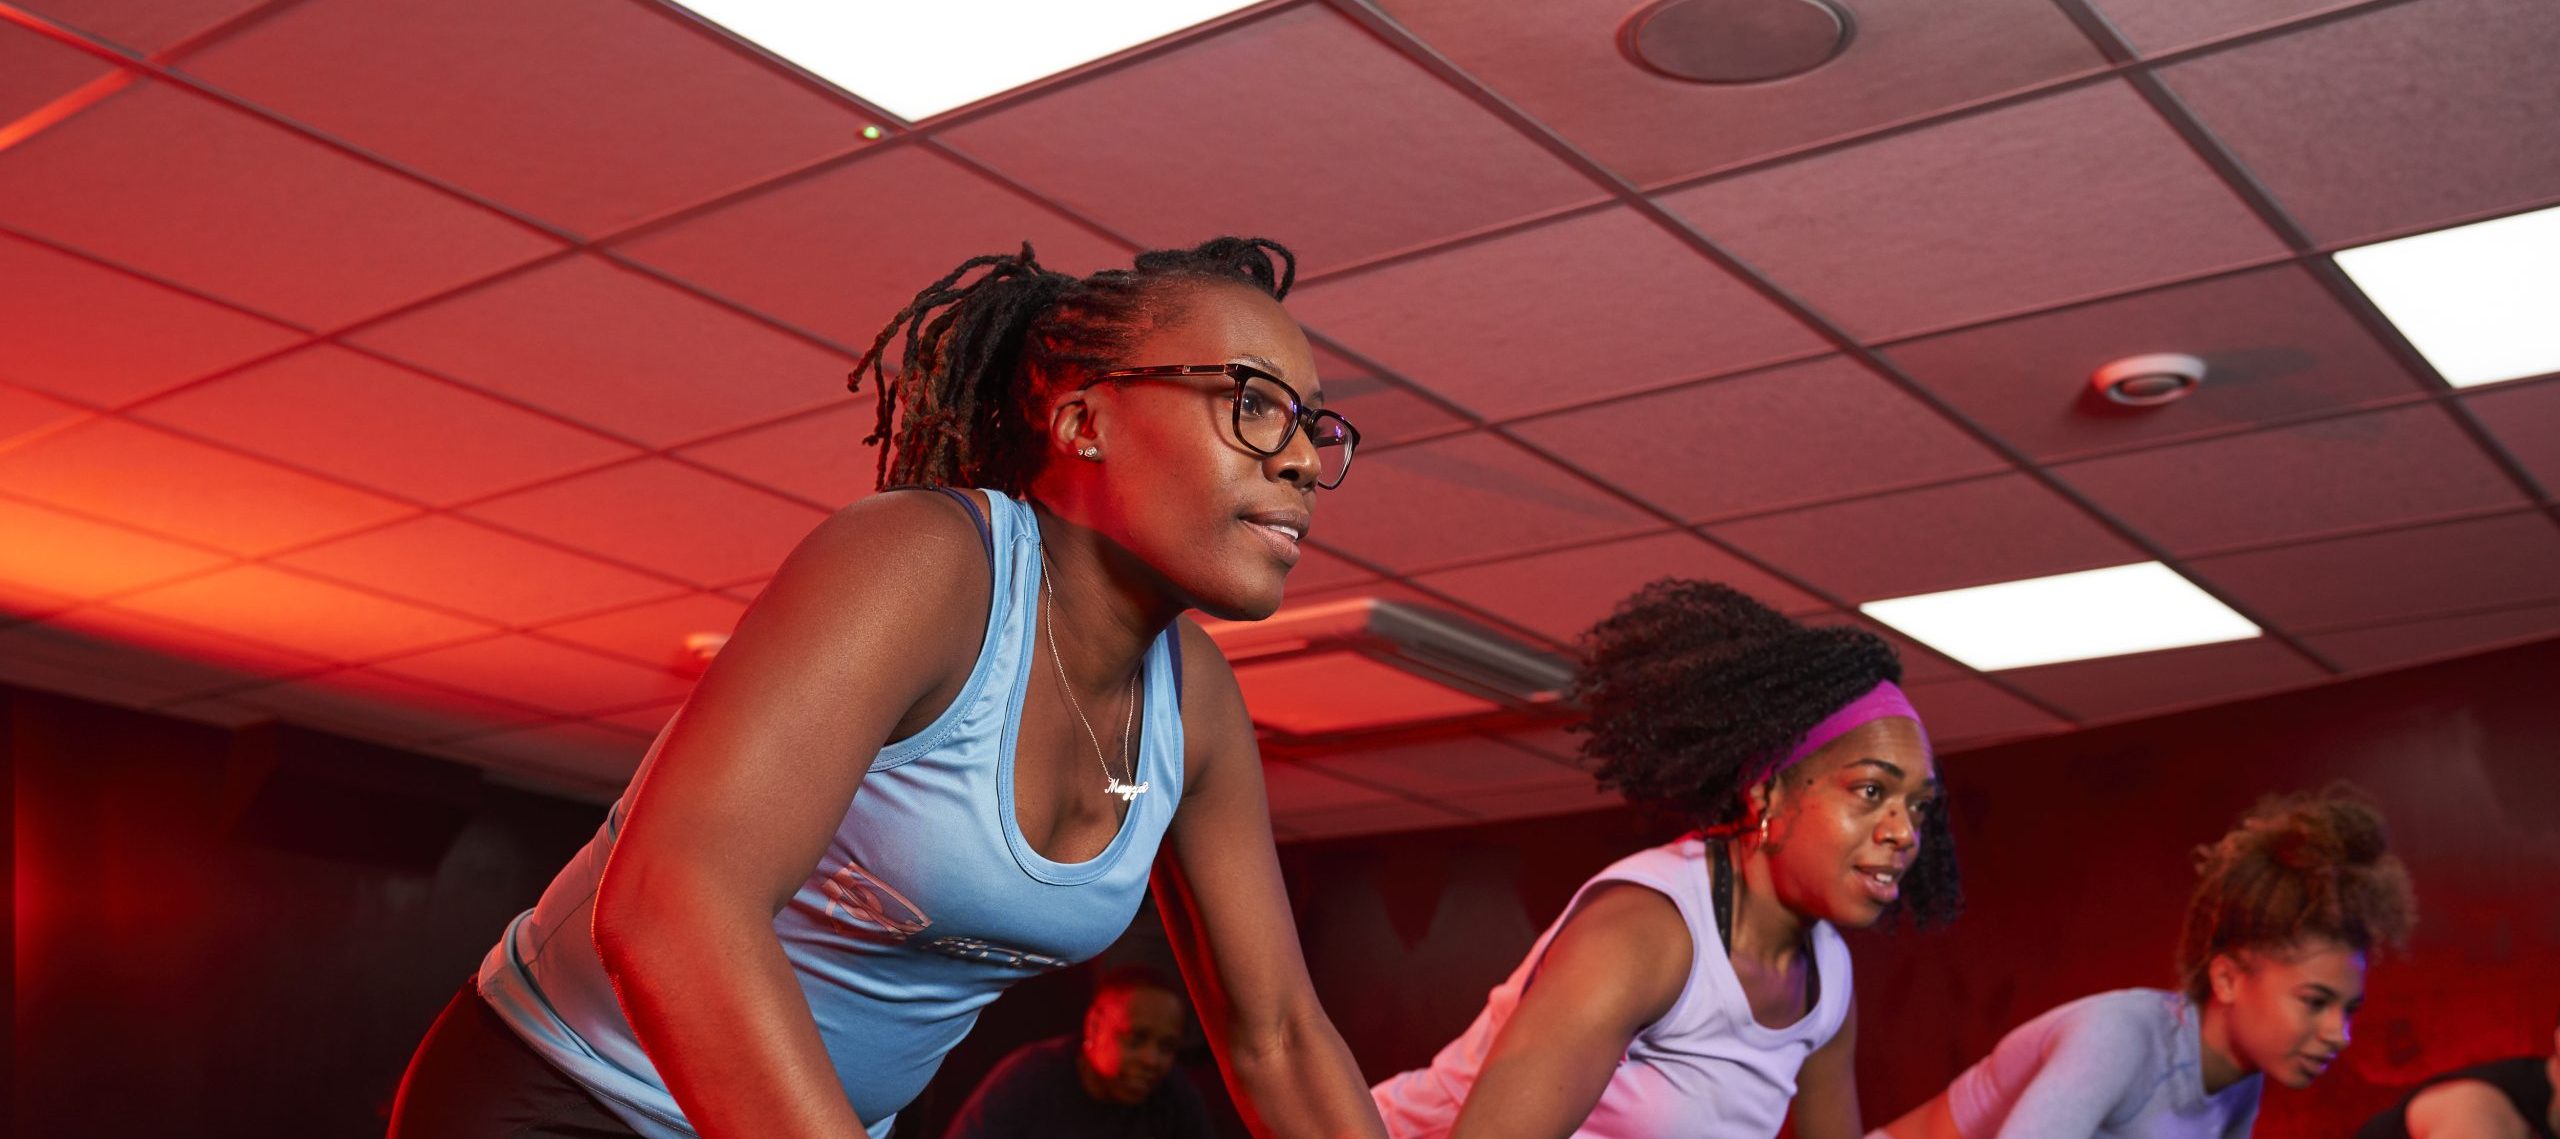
924, 936, 1072, 971
821, 858, 931, 942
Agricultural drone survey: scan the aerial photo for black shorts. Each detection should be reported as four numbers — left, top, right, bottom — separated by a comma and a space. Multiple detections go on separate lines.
387, 984, 644, 1139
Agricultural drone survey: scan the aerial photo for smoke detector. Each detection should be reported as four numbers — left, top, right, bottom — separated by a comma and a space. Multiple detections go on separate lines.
2090, 353, 2207, 408
1622, 0, 1855, 84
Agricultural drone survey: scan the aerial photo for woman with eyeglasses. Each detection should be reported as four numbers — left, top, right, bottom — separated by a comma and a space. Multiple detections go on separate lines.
388, 239, 1377, 1139
1371, 580, 1959, 1139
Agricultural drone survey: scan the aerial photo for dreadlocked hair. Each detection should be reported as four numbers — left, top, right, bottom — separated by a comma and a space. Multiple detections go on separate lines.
847, 236, 1297, 494
1573, 578, 1961, 927
2176, 784, 2416, 1004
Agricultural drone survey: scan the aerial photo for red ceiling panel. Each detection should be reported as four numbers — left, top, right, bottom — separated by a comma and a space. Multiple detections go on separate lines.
18, 0, 268, 53
2464, 381, 2560, 497
0, 619, 264, 706
1883, 265, 2432, 461
180, 0, 874, 237
1258, 758, 1405, 815
1, 16, 113, 123
1659, 80, 2288, 340
0, 231, 304, 406
2088, 0, 2363, 54
1272, 798, 1477, 841
613, 144, 1130, 348
1303, 345, 1472, 449
0, 495, 227, 599
0, 578, 74, 620
2304, 605, 2560, 676
938, 4, 1603, 274
1277, 546, 1378, 596
1309, 431, 1655, 572
276, 515, 684, 627
50, 603, 328, 677
350, 254, 849, 447
1708, 474, 2147, 603
132, 344, 637, 505
211, 667, 550, 746
1903, 677, 2072, 744
2162, 0, 2560, 244
2052, 405, 2528, 555
1801, 612, 1974, 685
374, 634, 695, 717
589, 698, 683, 739
0, 82, 560, 327
107, 563, 494, 662
0, 384, 86, 442
1376, 0, 2105, 186
1512, 355, 2007, 522
1289, 207, 1826, 419
1414, 530, 1826, 648
0, 418, 413, 555
675, 404, 880, 509
1447, 778, 1629, 825
460, 458, 828, 586
2186, 511, 2560, 631
1996, 636, 2327, 724
530, 591, 748, 672
1303, 735, 1587, 800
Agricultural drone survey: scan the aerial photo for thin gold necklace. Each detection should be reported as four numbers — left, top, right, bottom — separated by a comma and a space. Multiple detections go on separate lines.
1039, 556, 1146, 802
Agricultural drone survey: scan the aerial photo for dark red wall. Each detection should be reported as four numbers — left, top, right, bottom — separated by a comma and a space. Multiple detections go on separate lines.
1279, 635, 2560, 1139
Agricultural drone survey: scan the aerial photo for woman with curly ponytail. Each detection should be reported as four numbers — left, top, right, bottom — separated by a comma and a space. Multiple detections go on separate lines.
1876, 786, 2418, 1139
1374, 579, 1954, 1139
391, 238, 1378, 1139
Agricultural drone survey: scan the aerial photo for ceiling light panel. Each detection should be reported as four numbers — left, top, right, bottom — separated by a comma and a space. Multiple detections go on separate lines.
1859, 562, 2260, 672
2333, 204, 2560, 389
667, 0, 1259, 121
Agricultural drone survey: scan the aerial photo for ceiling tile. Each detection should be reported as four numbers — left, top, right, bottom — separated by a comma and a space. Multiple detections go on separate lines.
1311, 431, 1655, 571
2052, 405, 2527, 554
1272, 799, 1478, 842
0, 231, 305, 406
1303, 734, 1587, 799
590, 699, 684, 737
0, 629, 222, 710
350, 255, 849, 446
2187, 511, 2560, 630
613, 144, 1130, 348
529, 592, 748, 671
2162, 0, 2560, 244
48, 603, 328, 676
939, 4, 1603, 274
1, 16, 114, 124
374, 634, 695, 717
1660, 80, 2289, 340
461, 459, 828, 586
1800, 611, 1974, 685
1513, 355, 2008, 521
0, 82, 561, 327
1377, 0, 2105, 185
132, 343, 638, 505
1904, 677, 2072, 745
215, 667, 549, 745
0, 618, 275, 702
0, 495, 228, 599
0, 418, 414, 555
2304, 603, 2560, 675
181, 0, 874, 236
1446, 778, 1626, 825
1996, 636, 2325, 723
19, 0, 268, 53
0, 384, 88, 444
2464, 381, 2560, 497
1305, 344, 1472, 450
276, 515, 686, 626
1290, 208, 1826, 419
2089, 0, 2361, 53
1259, 759, 1404, 815
1883, 265, 2431, 460
676, 404, 881, 509
1708, 475, 2146, 602
1416, 530, 1826, 648
1276, 545, 1377, 597
107, 564, 494, 662
0, 579, 76, 621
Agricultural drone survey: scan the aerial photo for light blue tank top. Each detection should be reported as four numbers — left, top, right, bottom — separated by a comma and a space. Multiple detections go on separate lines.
476, 489, 1186, 1138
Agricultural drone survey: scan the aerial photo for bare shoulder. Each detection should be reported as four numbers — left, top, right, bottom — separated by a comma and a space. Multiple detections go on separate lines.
2406, 1078, 2532, 1139
1171, 616, 1250, 769
1541, 881, 1695, 1021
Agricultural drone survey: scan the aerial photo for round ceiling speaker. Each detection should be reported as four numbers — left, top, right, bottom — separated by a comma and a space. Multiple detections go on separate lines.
2091, 353, 2208, 408
1622, 0, 1855, 84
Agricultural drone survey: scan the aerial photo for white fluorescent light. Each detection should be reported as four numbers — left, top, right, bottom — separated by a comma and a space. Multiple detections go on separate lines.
669, 0, 1260, 121
2334, 204, 2560, 389
1859, 563, 2259, 672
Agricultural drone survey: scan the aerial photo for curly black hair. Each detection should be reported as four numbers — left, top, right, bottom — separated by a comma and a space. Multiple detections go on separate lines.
2176, 784, 2416, 1003
848, 236, 1297, 494
1573, 578, 1961, 927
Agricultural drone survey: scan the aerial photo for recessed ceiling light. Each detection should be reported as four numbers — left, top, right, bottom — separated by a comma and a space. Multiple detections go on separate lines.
2333, 204, 2560, 389
667, 0, 1260, 122
1859, 562, 2260, 672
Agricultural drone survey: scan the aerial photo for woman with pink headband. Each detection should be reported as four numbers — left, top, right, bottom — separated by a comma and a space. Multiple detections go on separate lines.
1372, 580, 1959, 1139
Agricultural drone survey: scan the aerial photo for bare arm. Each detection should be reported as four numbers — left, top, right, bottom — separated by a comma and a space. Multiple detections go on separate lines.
2406, 1081, 2533, 1139
1446, 883, 1694, 1139
592, 492, 989, 1138
1792, 997, 1863, 1139
1152, 619, 1384, 1139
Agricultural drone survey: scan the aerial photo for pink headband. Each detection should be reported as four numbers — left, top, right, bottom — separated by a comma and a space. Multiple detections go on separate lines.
1749, 680, 1930, 786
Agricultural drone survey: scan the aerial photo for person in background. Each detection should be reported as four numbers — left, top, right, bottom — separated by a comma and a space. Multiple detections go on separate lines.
944, 965, 1216, 1139
2356, 1013, 2558, 1139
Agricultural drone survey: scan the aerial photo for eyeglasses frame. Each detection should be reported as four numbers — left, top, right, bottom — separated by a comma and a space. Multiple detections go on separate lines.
1084, 362, 1360, 490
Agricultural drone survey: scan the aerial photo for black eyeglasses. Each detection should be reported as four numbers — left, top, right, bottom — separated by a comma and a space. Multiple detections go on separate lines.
1088, 363, 1360, 490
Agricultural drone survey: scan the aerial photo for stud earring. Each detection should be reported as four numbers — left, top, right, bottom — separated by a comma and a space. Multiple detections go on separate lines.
1078, 446, 1101, 461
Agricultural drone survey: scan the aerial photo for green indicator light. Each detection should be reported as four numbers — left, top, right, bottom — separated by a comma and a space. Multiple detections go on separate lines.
861, 125, 884, 141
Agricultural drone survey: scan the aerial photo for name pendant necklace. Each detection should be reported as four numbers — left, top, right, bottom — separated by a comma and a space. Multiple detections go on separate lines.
1040, 557, 1147, 803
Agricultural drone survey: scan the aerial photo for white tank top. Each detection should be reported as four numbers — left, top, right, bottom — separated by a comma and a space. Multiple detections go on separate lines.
1371, 836, 1853, 1139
